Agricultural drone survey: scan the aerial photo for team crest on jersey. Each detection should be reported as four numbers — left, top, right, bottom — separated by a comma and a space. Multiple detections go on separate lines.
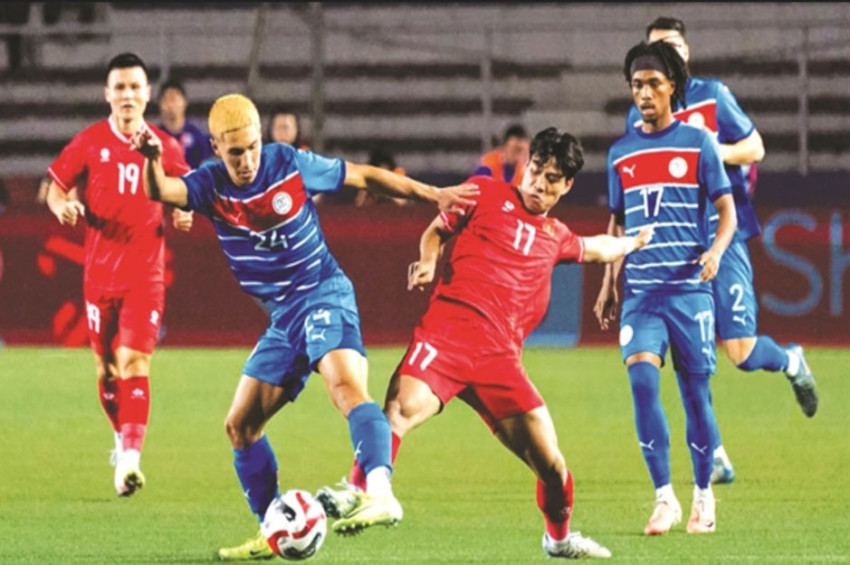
272, 192, 293, 215
542, 220, 555, 236
100, 148, 110, 162
686, 112, 706, 130
501, 201, 515, 213
668, 157, 688, 179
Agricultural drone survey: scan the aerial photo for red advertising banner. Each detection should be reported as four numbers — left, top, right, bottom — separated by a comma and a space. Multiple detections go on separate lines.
1, 186, 848, 347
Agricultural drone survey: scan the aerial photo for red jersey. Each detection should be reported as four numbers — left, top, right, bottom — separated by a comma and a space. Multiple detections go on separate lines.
434, 176, 585, 346
48, 119, 189, 292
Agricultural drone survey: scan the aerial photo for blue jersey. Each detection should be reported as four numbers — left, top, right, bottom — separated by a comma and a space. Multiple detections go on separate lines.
159, 120, 214, 169
182, 143, 347, 305
607, 121, 731, 295
626, 77, 760, 242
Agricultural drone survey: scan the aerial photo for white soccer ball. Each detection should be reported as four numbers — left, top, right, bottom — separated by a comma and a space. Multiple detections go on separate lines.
261, 489, 327, 561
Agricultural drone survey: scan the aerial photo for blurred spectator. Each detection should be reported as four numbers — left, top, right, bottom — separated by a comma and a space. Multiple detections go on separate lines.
355, 149, 411, 207
473, 123, 530, 186
157, 78, 213, 169
0, 2, 31, 71
267, 105, 309, 149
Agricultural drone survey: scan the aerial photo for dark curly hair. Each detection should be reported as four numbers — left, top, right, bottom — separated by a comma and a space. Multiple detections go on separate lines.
623, 40, 689, 111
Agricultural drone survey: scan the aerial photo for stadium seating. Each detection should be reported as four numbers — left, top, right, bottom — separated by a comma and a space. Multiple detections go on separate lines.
2, 3, 850, 178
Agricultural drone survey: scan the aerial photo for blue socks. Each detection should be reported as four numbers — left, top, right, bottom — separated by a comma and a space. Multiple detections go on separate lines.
675, 371, 718, 489
348, 401, 392, 476
233, 434, 279, 521
738, 335, 788, 372
627, 362, 671, 488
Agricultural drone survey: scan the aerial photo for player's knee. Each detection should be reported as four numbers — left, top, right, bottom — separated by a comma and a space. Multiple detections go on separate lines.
384, 395, 428, 437
724, 338, 753, 366
537, 453, 567, 487
224, 413, 259, 449
115, 351, 151, 378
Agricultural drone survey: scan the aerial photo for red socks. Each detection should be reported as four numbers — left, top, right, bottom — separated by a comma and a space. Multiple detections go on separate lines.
537, 470, 574, 541
97, 377, 120, 433
115, 376, 150, 452
350, 432, 401, 490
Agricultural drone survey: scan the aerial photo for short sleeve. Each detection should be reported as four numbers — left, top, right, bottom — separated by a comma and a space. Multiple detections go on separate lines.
293, 148, 346, 195
558, 227, 585, 263
162, 135, 191, 177
439, 176, 482, 233
181, 163, 217, 216
47, 133, 87, 192
606, 149, 625, 217
715, 82, 755, 144
698, 134, 732, 203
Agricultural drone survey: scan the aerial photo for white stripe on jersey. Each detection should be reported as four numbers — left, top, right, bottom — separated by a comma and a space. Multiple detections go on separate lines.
239, 280, 293, 287
626, 222, 697, 234
613, 146, 700, 166
625, 182, 699, 193
295, 281, 320, 291
281, 243, 326, 268
306, 259, 321, 270
625, 260, 695, 270
627, 278, 703, 285
291, 227, 318, 250
626, 202, 699, 216
642, 241, 700, 250
709, 214, 719, 221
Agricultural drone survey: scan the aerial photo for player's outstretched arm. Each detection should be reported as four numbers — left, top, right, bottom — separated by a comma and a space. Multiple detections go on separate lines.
45, 181, 85, 226
343, 162, 479, 214
699, 193, 737, 282
592, 214, 625, 331
584, 224, 653, 264
719, 129, 765, 166
408, 215, 453, 292
130, 124, 189, 207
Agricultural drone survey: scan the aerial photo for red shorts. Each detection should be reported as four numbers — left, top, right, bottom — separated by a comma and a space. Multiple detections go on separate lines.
83, 283, 164, 357
398, 299, 544, 431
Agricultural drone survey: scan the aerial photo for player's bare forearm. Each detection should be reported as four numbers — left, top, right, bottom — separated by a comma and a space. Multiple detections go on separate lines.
46, 182, 85, 226
142, 156, 189, 207
409, 216, 451, 291
583, 225, 653, 263
344, 162, 478, 213
720, 129, 765, 165
699, 193, 737, 281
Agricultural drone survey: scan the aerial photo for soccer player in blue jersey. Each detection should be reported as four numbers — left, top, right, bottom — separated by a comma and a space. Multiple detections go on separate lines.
132, 93, 478, 560
609, 16, 819, 486
599, 40, 738, 535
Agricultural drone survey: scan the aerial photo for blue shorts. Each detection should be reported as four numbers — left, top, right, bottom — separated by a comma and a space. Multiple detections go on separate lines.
619, 291, 717, 374
712, 240, 758, 340
243, 275, 366, 401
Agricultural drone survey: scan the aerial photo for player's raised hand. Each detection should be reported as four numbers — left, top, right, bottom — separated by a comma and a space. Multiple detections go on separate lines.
172, 209, 193, 232
593, 284, 619, 331
435, 183, 479, 215
58, 200, 86, 226
634, 225, 654, 250
131, 123, 163, 160
698, 249, 722, 281
408, 260, 436, 292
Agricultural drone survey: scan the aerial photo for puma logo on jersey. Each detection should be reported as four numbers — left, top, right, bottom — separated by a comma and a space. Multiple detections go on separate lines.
622, 164, 636, 178
100, 148, 110, 163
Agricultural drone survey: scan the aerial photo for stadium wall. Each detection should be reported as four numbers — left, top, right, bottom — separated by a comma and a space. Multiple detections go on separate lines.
1, 175, 849, 347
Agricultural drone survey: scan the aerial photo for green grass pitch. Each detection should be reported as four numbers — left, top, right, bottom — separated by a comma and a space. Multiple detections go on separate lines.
1, 346, 848, 564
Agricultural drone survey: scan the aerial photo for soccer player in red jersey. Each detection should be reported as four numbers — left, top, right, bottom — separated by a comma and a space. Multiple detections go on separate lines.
318, 128, 653, 559
45, 52, 191, 497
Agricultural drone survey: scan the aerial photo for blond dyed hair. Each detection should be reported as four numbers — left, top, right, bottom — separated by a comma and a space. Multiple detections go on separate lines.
208, 94, 261, 140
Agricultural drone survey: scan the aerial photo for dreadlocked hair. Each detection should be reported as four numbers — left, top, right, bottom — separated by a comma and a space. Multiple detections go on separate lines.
623, 40, 689, 111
